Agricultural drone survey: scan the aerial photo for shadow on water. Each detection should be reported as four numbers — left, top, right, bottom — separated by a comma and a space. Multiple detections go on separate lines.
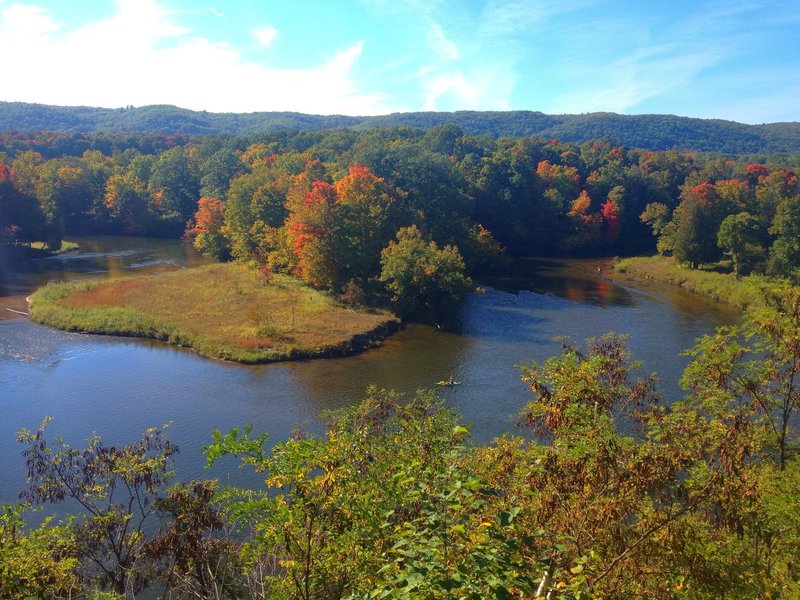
482, 257, 636, 307
455, 291, 551, 345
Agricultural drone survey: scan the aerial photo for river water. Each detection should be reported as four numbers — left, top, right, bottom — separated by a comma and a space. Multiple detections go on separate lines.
0, 237, 738, 505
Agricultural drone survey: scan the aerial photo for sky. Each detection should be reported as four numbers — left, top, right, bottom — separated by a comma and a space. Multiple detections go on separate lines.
0, 0, 798, 123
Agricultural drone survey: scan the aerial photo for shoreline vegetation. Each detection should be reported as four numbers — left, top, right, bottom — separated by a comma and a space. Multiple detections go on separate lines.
30, 240, 80, 254
29, 262, 399, 363
612, 255, 786, 308
5, 240, 80, 259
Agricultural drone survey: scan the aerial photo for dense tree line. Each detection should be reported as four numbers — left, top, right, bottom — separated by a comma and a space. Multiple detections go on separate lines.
3, 285, 800, 598
3, 128, 799, 312
3, 102, 800, 153
642, 160, 800, 277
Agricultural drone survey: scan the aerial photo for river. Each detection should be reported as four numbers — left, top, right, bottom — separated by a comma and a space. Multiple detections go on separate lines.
0, 237, 738, 506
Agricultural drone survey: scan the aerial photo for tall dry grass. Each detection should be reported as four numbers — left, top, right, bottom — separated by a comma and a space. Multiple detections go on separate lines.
30, 263, 397, 363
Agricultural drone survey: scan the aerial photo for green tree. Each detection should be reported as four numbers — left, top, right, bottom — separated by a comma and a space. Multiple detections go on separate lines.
205, 388, 539, 599
104, 171, 152, 234
640, 201, 675, 254
379, 225, 471, 317
11, 151, 66, 249
717, 212, 765, 277
148, 146, 201, 226
682, 285, 800, 470
224, 154, 293, 262
672, 199, 716, 268
511, 333, 772, 597
768, 178, 800, 277
18, 420, 179, 595
199, 147, 245, 199
0, 162, 46, 246
0, 503, 81, 599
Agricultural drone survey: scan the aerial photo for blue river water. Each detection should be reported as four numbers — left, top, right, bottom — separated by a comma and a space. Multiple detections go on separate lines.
0, 238, 737, 506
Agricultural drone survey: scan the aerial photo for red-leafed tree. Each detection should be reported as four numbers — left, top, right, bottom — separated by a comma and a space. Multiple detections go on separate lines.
601, 198, 622, 243
287, 181, 338, 288
746, 163, 769, 187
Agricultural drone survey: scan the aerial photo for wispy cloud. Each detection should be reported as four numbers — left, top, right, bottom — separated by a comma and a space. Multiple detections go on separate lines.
252, 24, 278, 47
207, 6, 223, 18
420, 72, 476, 110
537, 3, 769, 117
426, 21, 459, 60
551, 43, 725, 114
0, 0, 386, 114
357, 0, 538, 111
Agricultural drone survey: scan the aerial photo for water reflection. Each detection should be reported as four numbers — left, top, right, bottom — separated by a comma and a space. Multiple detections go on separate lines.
0, 239, 739, 507
485, 257, 635, 307
0, 236, 209, 319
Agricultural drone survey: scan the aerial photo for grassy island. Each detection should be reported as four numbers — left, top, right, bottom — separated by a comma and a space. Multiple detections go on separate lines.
29, 263, 399, 363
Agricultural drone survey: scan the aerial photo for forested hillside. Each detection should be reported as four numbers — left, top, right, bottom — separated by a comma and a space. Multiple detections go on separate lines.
2, 101, 799, 154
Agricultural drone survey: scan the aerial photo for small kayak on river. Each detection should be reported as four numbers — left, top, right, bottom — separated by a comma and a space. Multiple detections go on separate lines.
436, 380, 462, 386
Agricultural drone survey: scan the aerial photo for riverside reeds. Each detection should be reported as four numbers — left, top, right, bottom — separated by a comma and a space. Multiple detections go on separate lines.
614, 256, 777, 308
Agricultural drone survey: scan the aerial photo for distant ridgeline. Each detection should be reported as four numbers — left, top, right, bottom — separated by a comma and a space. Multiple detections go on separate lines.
1, 101, 799, 154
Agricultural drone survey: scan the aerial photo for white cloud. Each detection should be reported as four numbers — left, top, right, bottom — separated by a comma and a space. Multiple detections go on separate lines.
418, 66, 513, 112
252, 24, 277, 47
0, 0, 387, 115
421, 72, 476, 110
426, 21, 459, 60
0, 3, 60, 38
207, 7, 223, 17
479, 0, 595, 38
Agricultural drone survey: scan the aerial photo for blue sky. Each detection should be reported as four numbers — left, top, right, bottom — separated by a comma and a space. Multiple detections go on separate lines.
1, 0, 797, 123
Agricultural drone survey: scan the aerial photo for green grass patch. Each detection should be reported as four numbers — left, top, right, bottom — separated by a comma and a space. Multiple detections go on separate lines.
30, 263, 399, 363
613, 255, 779, 308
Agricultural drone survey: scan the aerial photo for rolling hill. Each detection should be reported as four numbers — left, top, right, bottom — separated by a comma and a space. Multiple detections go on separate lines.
1, 101, 798, 154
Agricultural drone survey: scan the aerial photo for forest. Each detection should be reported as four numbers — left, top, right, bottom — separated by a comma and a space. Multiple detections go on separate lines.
2, 125, 800, 314
3, 122, 800, 597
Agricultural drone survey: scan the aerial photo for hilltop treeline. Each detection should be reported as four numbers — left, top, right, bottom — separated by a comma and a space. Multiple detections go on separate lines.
2, 101, 800, 153
3, 127, 799, 307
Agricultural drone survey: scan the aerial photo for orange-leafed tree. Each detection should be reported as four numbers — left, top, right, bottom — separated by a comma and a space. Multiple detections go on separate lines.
188, 197, 229, 260
334, 164, 397, 285
564, 190, 602, 250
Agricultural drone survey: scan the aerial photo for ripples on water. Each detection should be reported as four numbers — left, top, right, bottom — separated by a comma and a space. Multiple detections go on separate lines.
0, 239, 739, 506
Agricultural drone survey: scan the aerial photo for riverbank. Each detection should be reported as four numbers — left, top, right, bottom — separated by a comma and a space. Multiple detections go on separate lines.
612, 255, 780, 308
29, 263, 399, 363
